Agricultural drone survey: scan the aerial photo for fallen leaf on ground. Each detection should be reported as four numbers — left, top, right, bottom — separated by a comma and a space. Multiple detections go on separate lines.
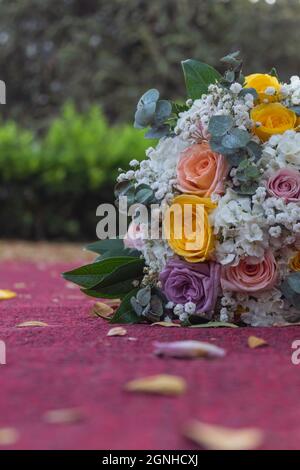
43, 408, 84, 424
14, 282, 26, 289
16, 321, 49, 328
104, 298, 121, 308
90, 302, 114, 319
0, 427, 19, 446
0, 289, 17, 300
153, 340, 226, 359
188, 321, 238, 328
125, 374, 186, 396
184, 420, 263, 450
107, 326, 127, 336
151, 321, 181, 327
248, 335, 268, 349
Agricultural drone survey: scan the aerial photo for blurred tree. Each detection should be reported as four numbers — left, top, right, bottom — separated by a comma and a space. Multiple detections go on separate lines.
0, 0, 300, 129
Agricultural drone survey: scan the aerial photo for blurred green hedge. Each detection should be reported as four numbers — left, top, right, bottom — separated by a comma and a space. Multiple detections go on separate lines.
0, 104, 150, 240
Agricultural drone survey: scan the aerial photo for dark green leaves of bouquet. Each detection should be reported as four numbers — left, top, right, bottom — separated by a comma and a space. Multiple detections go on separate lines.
181, 59, 221, 100
281, 273, 300, 310
134, 88, 172, 138
209, 115, 251, 155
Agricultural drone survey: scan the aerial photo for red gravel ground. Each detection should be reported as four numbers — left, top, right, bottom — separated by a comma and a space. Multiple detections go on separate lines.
1, 260, 300, 450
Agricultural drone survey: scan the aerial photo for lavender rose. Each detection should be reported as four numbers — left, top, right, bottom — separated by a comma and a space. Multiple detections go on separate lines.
159, 258, 221, 318
267, 168, 300, 202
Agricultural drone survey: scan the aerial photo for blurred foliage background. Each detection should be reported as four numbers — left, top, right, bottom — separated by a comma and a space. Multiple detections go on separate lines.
0, 0, 300, 239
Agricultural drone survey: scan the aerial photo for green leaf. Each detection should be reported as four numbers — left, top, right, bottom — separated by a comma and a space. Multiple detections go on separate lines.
62, 256, 138, 288
85, 238, 125, 254
222, 128, 251, 149
189, 321, 239, 328
208, 115, 234, 137
269, 67, 279, 79
181, 59, 221, 100
110, 289, 141, 324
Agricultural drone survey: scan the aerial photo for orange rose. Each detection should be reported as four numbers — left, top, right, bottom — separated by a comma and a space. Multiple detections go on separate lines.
177, 142, 228, 196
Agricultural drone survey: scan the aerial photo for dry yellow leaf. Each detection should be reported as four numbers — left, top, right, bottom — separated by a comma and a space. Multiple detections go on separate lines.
107, 326, 127, 336
105, 298, 121, 307
90, 302, 114, 319
0, 289, 17, 300
16, 321, 49, 328
43, 408, 84, 424
151, 321, 181, 327
184, 420, 263, 450
0, 427, 19, 446
125, 374, 186, 396
248, 335, 267, 349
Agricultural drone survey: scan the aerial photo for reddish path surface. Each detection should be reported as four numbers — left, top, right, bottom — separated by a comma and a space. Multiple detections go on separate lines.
1, 261, 300, 450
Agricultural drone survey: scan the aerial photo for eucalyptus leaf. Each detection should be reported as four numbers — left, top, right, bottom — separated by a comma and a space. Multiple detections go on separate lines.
135, 187, 155, 205
136, 286, 151, 307
181, 59, 221, 100
134, 102, 156, 128
208, 115, 234, 137
145, 125, 169, 139
246, 141, 262, 160
239, 87, 258, 100
130, 296, 143, 315
154, 100, 172, 125
222, 128, 251, 149
220, 51, 241, 66
137, 88, 159, 107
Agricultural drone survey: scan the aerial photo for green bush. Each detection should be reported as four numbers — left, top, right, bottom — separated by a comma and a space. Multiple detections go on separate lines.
0, 103, 151, 240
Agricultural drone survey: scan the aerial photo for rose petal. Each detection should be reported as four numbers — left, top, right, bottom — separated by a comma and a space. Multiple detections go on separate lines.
153, 340, 226, 359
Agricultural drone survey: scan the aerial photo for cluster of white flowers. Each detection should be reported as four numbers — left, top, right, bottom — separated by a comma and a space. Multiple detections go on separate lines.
175, 83, 254, 143
261, 131, 300, 173
281, 76, 300, 106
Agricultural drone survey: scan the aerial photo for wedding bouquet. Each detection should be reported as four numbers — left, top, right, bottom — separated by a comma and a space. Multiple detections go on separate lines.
64, 52, 300, 327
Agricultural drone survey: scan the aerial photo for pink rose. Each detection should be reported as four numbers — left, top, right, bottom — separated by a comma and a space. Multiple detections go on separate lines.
177, 142, 228, 196
267, 168, 300, 202
221, 250, 278, 293
124, 222, 144, 250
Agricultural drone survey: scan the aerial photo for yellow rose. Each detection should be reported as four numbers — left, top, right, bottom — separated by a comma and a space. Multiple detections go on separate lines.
245, 73, 280, 103
250, 103, 297, 142
289, 252, 300, 271
163, 194, 216, 263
